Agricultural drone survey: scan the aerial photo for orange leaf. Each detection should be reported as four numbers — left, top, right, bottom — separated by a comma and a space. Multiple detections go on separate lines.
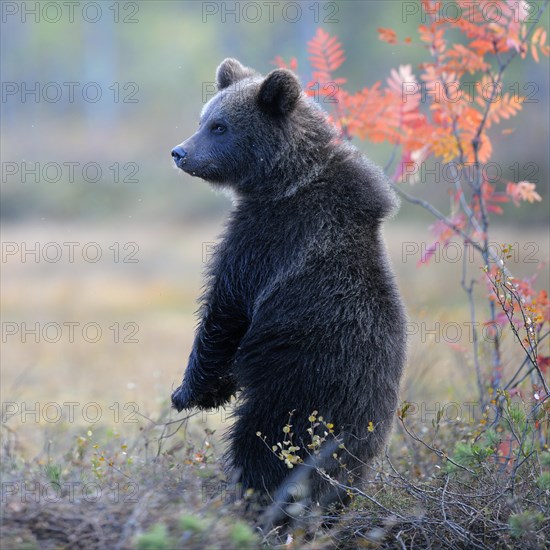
507, 181, 542, 205
532, 43, 540, 63
517, 181, 542, 203
378, 27, 398, 45
308, 28, 345, 72
272, 56, 298, 72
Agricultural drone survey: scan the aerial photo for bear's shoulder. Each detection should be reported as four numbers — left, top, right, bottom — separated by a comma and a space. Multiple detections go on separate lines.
310, 141, 399, 221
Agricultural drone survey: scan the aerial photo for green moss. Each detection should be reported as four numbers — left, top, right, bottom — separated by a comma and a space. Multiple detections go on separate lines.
229, 521, 258, 548
179, 514, 207, 533
135, 524, 173, 550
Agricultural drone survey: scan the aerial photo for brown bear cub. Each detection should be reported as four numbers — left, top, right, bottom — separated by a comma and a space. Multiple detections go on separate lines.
171, 58, 407, 510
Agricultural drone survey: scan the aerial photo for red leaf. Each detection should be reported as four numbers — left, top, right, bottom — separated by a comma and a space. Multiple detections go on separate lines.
538, 356, 550, 373
417, 242, 438, 267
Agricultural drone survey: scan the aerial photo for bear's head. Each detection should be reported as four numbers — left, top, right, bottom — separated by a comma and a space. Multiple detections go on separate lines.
171, 58, 336, 196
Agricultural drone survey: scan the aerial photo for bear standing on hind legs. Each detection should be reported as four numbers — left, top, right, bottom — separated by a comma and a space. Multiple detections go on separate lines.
171, 58, 407, 506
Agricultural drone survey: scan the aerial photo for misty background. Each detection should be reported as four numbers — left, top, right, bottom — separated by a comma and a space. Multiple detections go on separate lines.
2, 1, 548, 223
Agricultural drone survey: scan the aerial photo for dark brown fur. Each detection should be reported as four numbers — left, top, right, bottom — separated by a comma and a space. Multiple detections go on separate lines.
171, 59, 407, 505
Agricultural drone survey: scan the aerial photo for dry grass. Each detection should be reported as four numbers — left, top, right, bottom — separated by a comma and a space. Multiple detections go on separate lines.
2, 408, 548, 549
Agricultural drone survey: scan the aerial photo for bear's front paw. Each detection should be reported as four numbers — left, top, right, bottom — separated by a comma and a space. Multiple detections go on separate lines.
171, 384, 196, 412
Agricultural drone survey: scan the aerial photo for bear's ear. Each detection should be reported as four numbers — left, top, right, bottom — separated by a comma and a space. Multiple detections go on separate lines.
216, 58, 254, 90
257, 69, 302, 116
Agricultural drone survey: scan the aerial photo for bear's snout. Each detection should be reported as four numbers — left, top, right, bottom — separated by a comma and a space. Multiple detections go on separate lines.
171, 145, 187, 169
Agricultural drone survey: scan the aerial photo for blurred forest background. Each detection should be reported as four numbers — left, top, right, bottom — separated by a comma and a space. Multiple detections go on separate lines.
1, 1, 549, 446
2, 1, 549, 222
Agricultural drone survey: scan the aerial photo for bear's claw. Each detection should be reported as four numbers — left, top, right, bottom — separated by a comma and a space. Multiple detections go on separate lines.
171, 385, 194, 412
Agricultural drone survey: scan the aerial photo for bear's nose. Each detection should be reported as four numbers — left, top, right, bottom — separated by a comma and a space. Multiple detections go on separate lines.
171, 145, 187, 164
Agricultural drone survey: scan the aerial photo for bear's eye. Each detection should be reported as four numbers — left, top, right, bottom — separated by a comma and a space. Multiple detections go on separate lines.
211, 123, 227, 135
